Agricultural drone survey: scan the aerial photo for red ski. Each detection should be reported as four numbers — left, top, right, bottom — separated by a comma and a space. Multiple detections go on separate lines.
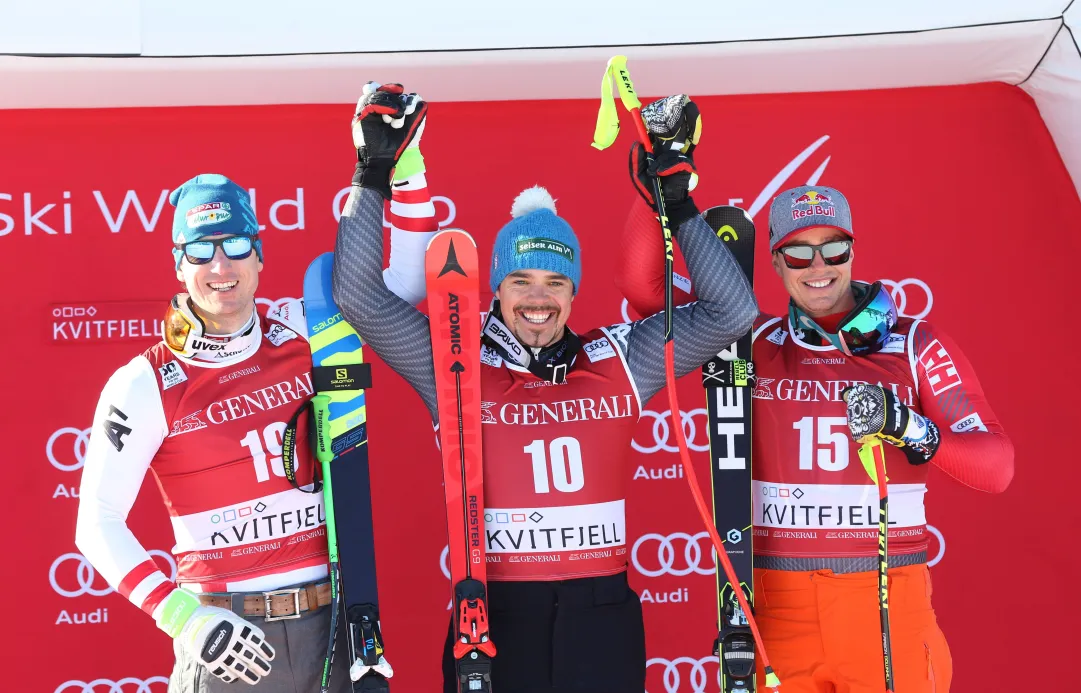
425, 229, 496, 693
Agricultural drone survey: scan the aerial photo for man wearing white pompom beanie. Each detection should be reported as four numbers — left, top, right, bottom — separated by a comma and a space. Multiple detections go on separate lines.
333, 87, 757, 693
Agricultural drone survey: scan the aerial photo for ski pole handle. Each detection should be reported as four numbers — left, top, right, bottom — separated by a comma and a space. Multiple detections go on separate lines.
312, 394, 333, 465
592, 55, 651, 152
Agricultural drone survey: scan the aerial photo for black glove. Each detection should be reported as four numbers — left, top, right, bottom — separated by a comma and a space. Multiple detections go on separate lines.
350, 82, 428, 199
841, 383, 941, 465
628, 94, 702, 229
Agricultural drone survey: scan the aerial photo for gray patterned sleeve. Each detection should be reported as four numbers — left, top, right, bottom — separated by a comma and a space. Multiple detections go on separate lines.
331, 186, 439, 423
618, 213, 758, 404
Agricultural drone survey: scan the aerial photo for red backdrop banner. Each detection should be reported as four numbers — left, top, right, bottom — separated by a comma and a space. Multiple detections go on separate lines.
3, 82, 1077, 693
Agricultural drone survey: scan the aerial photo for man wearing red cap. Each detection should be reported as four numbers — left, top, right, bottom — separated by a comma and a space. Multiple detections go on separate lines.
618, 184, 1015, 692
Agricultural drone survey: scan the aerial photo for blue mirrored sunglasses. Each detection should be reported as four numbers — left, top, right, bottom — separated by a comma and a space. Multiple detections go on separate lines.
176, 236, 257, 265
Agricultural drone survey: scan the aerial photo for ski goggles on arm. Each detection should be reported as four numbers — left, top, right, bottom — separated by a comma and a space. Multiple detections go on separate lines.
776, 240, 851, 269
175, 235, 258, 265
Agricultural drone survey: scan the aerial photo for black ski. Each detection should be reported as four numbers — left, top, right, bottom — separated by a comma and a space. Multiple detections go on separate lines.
701, 206, 759, 693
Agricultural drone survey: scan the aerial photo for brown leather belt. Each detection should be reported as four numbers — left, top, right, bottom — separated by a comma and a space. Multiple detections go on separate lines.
197, 581, 332, 621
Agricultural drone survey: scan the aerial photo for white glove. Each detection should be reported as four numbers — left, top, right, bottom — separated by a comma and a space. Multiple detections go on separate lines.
157, 588, 275, 685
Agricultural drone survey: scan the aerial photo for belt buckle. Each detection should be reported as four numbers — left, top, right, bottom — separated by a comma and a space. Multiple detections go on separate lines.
263, 588, 302, 622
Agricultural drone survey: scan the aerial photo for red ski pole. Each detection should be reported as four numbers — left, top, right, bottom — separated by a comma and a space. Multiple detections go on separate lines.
592, 55, 781, 691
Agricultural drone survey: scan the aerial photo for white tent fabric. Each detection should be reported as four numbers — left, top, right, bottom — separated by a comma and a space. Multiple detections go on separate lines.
2, 0, 1080, 195
1022, 4, 1081, 197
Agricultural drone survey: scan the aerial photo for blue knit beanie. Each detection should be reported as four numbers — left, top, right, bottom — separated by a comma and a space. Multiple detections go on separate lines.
489, 186, 582, 294
169, 173, 262, 269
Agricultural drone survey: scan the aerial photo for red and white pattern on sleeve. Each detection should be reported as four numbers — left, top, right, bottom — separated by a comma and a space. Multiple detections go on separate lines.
76, 353, 177, 616
383, 171, 439, 307
908, 320, 1014, 493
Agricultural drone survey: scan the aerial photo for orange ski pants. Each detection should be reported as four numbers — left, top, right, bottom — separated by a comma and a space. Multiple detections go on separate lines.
753, 565, 952, 693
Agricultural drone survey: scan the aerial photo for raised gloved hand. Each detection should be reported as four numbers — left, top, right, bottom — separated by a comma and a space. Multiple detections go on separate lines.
841, 383, 941, 464
157, 587, 275, 685
351, 82, 428, 199
628, 94, 703, 228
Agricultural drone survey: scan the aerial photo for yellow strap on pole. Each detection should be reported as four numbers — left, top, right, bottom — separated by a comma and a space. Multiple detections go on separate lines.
591, 55, 643, 151
857, 439, 889, 484
591, 57, 621, 150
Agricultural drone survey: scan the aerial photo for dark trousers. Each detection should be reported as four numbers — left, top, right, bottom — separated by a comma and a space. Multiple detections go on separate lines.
442, 571, 646, 693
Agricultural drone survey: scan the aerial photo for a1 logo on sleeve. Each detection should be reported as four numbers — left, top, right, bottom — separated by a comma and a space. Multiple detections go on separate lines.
159, 360, 188, 390
103, 405, 132, 452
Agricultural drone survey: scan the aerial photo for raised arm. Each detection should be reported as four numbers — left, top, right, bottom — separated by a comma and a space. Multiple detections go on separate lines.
623, 212, 757, 403
603, 95, 757, 403
331, 82, 439, 422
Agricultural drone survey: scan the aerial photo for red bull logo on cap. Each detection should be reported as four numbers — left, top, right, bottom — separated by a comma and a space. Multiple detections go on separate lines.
791, 190, 836, 221
791, 191, 831, 206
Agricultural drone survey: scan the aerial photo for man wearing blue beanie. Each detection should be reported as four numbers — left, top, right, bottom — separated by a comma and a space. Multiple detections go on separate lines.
76, 86, 440, 691
334, 87, 759, 693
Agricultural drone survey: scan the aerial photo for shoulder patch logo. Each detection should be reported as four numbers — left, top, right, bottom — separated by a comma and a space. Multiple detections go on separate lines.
950, 412, 988, 433
480, 345, 503, 368
158, 360, 187, 390
918, 338, 963, 395
480, 401, 497, 424
879, 333, 906, 354
765, 328, 788, 346
606, 323, 631, 351
583, 337, 615, 363
265, 323, 298, 347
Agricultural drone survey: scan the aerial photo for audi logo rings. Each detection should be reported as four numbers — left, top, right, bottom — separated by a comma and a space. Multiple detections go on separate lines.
54, 677, 169, 693
47, 427, 90, 472
632, 532, 715, 577
50, 551, 178, 598
880, 278, 933, 320
647, 656, 718, 693
634, 409, 709, 455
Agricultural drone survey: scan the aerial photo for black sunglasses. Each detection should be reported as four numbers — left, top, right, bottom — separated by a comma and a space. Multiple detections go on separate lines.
176, 236, 258, 265
775, 240, 851, 269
